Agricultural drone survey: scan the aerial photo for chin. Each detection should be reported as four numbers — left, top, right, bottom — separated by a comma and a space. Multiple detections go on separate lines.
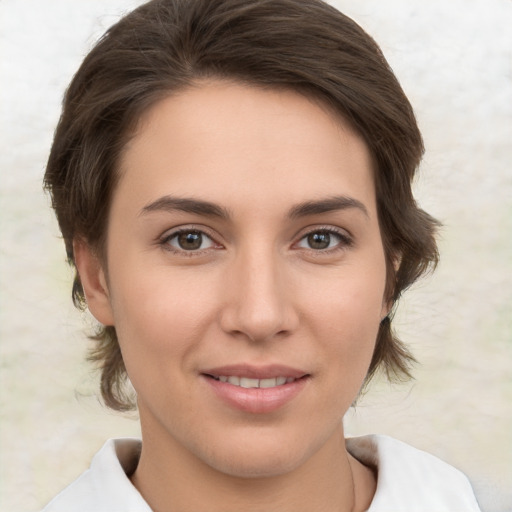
195, 427, 322, 479
209, 449, 303, 479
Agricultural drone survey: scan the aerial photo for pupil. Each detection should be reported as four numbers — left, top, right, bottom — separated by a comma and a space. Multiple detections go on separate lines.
178, 231, 202, 250
308, 232, 330, 250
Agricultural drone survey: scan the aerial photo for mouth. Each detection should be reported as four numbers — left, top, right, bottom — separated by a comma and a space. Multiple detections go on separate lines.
205, 375, 302, 389
201, 365, 310, 413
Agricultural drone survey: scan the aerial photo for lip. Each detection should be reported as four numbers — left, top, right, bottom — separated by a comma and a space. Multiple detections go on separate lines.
201, 364, 310, 414
203, 364, 308, 380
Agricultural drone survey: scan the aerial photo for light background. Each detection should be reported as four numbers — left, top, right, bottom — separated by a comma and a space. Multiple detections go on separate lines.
0, 1, 510, 511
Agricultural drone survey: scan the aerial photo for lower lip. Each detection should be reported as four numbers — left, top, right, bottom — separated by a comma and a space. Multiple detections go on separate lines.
203, 376, 309, 414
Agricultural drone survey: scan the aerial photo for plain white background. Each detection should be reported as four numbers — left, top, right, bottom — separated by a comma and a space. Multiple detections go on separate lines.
0, 1, 511, 511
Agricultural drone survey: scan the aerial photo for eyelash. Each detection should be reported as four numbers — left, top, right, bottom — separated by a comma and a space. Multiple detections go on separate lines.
160, 226, 220, 256
159, 226, 353, 256
295, 226, 353, 254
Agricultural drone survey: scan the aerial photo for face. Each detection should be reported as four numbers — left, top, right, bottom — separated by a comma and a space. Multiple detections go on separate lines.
80, 81, 388, 478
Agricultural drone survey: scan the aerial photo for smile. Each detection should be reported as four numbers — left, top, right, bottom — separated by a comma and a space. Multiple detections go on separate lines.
210, 376, 297, 388
202, 366, 310, 414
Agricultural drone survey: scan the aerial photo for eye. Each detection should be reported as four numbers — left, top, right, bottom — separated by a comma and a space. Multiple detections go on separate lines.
164, 229, 216, 252
296, 229, 351, 251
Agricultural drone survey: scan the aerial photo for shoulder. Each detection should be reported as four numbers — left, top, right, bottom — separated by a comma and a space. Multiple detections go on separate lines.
346, 434, 482, 512
40, 438, 151, 512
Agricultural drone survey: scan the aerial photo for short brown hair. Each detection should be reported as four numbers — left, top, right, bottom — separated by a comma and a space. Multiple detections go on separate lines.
44, 0, 439, 411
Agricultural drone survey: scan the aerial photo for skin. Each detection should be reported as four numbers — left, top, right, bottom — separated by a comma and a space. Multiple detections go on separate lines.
75, 81, 388, 512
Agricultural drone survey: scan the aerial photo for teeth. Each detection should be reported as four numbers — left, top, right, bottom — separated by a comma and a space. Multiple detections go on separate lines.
216, 376, 296, 388
259, 378, 278, 388
240, 377, 259, 388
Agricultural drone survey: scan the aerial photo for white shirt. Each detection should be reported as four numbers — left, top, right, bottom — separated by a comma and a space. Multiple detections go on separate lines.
42, 435, 481, 511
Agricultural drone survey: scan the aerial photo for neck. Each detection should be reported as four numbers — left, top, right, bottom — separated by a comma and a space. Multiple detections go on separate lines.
130, 418, 374, 512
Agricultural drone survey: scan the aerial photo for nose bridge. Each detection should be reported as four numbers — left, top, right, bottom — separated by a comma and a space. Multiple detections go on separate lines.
220, 242, 296, 342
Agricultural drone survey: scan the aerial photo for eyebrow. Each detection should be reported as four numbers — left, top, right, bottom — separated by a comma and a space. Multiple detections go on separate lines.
140, 194, 368, 220
141, 196, 231, 219
288, 195, 369, 219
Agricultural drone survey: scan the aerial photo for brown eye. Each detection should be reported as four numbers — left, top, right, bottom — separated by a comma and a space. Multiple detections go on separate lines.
307, 232, 332, 250
166, 230, 215, 251
296, 229, 352, 251
177, 231, 202, 250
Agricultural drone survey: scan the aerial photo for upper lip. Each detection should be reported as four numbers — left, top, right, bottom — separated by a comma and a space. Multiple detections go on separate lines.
202, 364, 309, 380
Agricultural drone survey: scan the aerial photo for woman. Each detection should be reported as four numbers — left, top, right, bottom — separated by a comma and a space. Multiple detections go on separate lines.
42, 0, 481, 510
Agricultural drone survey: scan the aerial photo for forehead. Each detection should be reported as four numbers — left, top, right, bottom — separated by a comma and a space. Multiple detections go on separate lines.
116, 81, 376, 217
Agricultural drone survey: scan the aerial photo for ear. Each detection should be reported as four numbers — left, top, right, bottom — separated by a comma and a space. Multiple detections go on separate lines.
73, 239, 115, 326
380, 300, 393, 323
381, 251, 401, 321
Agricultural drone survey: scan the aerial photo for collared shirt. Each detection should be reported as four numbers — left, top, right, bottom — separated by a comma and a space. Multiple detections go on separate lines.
42, 435, 481, 511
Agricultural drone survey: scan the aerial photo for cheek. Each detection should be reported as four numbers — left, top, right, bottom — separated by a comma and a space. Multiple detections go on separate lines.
108, 266, 218, 372
304, 266, 386, 364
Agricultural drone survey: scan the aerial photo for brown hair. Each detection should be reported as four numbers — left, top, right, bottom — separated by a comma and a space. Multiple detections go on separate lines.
44, 0, 439, 411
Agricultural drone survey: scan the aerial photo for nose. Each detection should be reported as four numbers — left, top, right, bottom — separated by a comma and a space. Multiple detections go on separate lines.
219, 247, 299, 343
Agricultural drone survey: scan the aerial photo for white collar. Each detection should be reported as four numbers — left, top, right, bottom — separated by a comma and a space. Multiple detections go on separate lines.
44, 435, 481, 511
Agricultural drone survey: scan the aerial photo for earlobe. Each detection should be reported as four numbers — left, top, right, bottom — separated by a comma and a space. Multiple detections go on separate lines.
380, 303, 392, 323
381, 291, 395, 321
73, 239, 115, 326
381, 252, 400, 320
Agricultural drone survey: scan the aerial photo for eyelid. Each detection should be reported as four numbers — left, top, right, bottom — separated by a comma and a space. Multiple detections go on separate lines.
292, 225, 354, 252
159, 224, 224, 254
